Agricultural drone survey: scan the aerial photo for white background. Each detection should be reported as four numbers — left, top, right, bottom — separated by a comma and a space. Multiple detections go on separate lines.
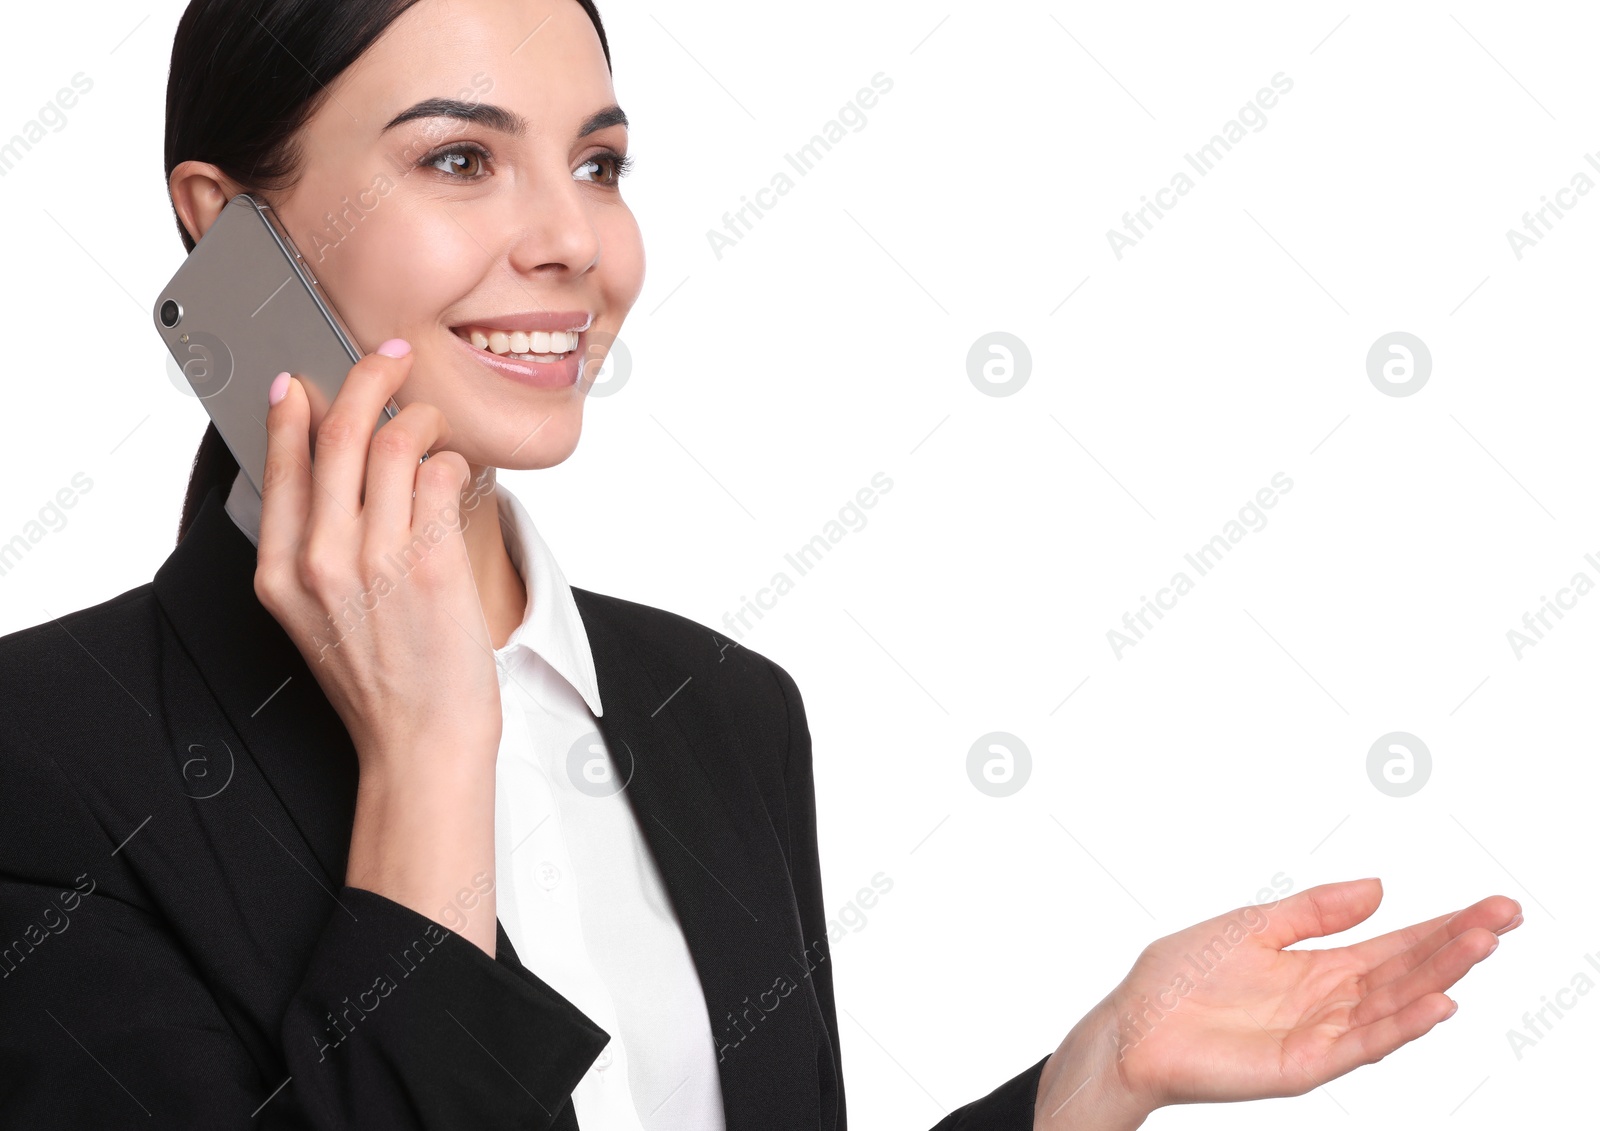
0, 1, 1594, 1127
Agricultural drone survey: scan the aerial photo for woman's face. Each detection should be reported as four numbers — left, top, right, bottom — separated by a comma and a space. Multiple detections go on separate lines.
260, 0, 643, 471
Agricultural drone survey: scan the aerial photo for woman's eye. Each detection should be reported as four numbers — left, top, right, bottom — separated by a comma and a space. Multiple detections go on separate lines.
575, 151, 634, 186
424, 146, 487, 178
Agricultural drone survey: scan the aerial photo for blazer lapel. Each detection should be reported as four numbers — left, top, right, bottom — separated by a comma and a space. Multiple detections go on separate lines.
573, 588, 822, 1131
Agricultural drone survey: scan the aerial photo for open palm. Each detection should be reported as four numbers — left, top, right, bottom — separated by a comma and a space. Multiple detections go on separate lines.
1106, 878, 1520, 1109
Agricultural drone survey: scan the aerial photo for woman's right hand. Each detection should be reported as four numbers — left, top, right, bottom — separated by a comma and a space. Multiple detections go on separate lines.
1032, 878, 1521, 1128
252, 340, 503, 954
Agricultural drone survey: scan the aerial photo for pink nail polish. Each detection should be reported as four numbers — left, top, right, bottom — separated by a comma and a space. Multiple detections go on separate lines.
376, 338, 411, 358
268, 371, 290, 406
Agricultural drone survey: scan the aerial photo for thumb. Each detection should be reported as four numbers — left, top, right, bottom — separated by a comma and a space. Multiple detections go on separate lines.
1256, 877, 1384, 950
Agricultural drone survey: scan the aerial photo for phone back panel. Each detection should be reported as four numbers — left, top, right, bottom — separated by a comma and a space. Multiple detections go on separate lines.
152, 193, 395, 496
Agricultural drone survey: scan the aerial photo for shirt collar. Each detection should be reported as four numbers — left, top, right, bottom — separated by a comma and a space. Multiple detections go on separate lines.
491, 479, 604, 717
222, 468, 603, 717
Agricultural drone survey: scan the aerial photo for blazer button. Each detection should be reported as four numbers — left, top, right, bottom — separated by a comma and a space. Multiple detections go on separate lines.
536, 860, 562, 890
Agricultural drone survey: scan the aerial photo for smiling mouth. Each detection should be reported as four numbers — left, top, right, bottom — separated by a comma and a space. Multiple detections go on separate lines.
449, 311, 595, 364
454, 326, 580, 363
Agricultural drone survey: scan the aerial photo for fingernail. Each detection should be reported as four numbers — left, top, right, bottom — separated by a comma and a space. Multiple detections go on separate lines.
376, 338, 411, 358
1496, 913, 1522, 935
268, 371, 290, 406
1444, 998, 1459, 1019
1487, 936, 1500, 954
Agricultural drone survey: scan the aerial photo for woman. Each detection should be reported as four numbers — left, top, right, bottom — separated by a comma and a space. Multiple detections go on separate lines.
0, 1, 1520, 1128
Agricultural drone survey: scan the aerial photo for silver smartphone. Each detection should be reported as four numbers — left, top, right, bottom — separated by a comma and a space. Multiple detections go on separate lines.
152, 192, 399, 495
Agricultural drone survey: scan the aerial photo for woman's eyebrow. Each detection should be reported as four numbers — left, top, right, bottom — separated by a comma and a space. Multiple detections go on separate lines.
380, 99, 628, 138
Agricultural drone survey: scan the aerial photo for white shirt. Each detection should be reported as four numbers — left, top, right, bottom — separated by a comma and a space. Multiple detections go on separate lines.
223, 468, 726, 1131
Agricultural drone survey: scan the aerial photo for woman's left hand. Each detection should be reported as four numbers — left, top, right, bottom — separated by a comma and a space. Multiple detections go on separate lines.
1034, 878, 1521, 1128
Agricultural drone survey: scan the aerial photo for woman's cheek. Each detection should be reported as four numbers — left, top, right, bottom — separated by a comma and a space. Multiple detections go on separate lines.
604, 210, 647, 309
339, 212, 480, 340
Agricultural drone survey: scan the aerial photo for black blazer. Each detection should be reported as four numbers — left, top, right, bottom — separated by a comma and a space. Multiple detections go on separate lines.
0, 482, 1047, 1129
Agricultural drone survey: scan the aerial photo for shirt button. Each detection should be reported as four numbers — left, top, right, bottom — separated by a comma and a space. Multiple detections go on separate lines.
595, 1047, 613, 1071
536, 860, 562, 890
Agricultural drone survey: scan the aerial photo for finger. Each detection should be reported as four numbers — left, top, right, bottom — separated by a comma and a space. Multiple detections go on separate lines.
361, 401, 450, 535
1316, 991, 1457, 1083
1351, 926, 1499, 1028
1349, 894, 1522, 984
307, 342, 414, 530
1257, 878, 1384, 950
1340, 910, 1454, 974
257, 373, 311, 570
410, 450, 472, 548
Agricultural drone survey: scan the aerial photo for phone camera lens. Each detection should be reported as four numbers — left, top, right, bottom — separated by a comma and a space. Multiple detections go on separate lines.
160, 299, 182, 327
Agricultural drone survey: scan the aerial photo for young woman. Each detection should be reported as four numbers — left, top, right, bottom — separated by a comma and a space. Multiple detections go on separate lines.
0, 1, 1520, 1128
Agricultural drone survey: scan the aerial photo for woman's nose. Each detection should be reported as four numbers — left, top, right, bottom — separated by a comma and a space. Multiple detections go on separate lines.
505, 173, 601, 277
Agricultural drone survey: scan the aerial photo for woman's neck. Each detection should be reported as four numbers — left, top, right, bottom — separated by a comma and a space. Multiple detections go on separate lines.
457, 464, 527, 652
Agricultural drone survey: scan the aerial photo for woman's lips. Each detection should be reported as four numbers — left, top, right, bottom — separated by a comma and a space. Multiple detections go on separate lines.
448, 326, 586, 389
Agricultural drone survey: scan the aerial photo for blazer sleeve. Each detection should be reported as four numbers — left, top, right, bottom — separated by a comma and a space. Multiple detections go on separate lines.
0, 720, 608, 1130
767, 658, 1052, 1131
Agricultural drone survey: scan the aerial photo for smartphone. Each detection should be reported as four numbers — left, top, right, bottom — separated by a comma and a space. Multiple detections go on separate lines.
152, 192, 399, 496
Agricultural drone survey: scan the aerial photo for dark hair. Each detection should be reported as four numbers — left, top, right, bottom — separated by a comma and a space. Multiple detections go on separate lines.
167, 0, 611, 543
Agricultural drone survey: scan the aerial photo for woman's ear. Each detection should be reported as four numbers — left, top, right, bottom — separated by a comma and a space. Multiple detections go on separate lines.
168, 160, 246, 246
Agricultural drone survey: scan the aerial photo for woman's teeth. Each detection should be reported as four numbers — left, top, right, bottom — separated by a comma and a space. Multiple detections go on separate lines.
466, 328, 579, 362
